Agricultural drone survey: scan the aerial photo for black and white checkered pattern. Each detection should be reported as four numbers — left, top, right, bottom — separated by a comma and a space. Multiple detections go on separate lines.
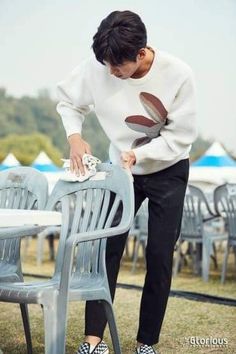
135, 344, 157, 354
77, 341, 109, 354
92, 341, 109, 354
77, 342, 90, 354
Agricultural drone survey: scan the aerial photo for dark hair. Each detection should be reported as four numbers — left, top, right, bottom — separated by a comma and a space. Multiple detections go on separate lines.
92, 10, 147, 66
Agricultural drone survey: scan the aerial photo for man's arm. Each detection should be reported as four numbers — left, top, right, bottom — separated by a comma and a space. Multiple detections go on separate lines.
56, 62, 94, 175
67, 133, 91, 176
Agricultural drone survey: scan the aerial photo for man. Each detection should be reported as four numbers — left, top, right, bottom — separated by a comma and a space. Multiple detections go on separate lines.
57, 10, 197, 354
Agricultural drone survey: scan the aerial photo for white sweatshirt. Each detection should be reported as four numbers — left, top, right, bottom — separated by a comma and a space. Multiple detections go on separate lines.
56, 49, 197, 175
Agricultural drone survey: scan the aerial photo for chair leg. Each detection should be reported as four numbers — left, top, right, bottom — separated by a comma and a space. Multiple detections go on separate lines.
102, 300, 121, 354
233, 245, 236, 268
125, 236, 130, 257
221, 243, 230, 284
20, 303, 33, 354
37, 234, 44, 266
195, 243, 202, 276
21, 236, 32, 262
173, 240, 181, 277
131, 238, 140, 273
211, 242, 218, 270
43, 303, 66, 354
48, 234, 55, 261
202, 239, 210, 282
141, 239, 147, 270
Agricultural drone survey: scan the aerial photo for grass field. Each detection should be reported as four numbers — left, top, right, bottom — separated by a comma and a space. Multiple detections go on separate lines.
0, 237, 235, 354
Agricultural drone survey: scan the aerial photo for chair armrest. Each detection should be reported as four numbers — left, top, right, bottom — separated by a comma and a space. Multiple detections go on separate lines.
67, 225, 129, 245
0, 226, 46, 240
58, 225, 129, 294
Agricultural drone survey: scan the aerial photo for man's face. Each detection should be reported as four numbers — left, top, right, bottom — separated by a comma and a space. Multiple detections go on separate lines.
104, 59, 141, 80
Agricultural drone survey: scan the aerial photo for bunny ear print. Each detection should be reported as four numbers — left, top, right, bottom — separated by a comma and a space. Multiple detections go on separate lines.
125, 115, 160, 138
140, 92, 168, 123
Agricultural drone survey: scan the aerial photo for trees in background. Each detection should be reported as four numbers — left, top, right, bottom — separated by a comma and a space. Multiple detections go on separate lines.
0, 88, 109, 164
0, 133, 62, 165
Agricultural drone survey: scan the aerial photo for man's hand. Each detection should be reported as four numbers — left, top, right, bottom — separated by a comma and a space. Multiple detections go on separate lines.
120, 151, 136, 169
68, 133, 91, 175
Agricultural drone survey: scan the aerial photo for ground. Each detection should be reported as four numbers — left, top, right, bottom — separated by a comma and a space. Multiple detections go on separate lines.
0, 237, 235, 354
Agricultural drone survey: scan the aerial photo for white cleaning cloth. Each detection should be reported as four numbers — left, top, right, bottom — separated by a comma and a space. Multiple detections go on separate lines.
60, 154, 101, 182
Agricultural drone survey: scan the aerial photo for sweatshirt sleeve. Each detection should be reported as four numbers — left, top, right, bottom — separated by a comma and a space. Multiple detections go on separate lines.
56, 61, 94, 138
133, 71, 198, 163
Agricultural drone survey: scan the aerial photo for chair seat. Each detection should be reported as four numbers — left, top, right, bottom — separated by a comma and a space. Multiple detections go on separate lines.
0, 279, 59, 303
69, 276, 109, 301
0, 275, 108, 303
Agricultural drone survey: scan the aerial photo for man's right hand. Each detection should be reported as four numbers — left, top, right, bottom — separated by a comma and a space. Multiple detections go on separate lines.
68, 133, 92, 176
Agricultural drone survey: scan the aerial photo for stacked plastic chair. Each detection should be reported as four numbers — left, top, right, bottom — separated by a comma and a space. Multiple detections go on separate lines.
214, 183, 236, 283
174, 184, 227, 281
0, 166, 48, 354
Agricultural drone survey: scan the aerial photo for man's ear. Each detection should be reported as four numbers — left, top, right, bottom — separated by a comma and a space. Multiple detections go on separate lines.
137, 48, 146, 60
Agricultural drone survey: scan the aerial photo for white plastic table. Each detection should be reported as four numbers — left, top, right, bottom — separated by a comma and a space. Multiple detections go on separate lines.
0, 209, 62, 239
0, 209, 62, 228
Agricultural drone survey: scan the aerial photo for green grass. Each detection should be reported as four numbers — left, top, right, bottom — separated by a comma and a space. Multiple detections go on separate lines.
0, 238, 235, 353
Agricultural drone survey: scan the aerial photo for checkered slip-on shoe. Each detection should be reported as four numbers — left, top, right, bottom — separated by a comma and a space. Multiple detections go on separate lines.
77, 341, 109, 354
135, 344, 158, 354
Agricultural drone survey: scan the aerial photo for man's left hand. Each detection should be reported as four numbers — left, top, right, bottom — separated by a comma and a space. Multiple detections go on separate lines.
120, 151, 136, 169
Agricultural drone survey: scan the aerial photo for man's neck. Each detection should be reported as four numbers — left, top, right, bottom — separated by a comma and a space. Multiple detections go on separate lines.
131, 47, 155, 79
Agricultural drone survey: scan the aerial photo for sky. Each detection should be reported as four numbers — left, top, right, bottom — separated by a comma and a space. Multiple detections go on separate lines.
0, 0, 236, 154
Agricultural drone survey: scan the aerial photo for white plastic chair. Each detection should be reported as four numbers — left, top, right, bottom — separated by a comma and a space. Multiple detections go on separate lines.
0, 164, 134, 354
174, 184, 227, 281
0, 166, 48, 354
214, 183, 236, 283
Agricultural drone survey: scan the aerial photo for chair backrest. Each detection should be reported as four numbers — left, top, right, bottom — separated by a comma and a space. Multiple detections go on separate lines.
0, 166, 48, 210
0, 166, 48, 265
46, 163, 134, 280
214, 183, 236, 241
181, 185, 211, 239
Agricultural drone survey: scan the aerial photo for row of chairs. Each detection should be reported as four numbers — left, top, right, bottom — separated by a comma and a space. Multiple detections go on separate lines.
0, 165, 134, 354
175, 184, 236, 282
128, 184, 236, 283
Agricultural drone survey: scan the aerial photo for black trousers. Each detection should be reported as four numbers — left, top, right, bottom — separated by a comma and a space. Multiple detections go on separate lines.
85, 159, 189, 345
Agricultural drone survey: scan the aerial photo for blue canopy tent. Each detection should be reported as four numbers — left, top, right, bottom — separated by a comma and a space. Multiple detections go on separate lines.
31, 151, 62, 192
189, 142, 236, 185
192, 143, 236, 167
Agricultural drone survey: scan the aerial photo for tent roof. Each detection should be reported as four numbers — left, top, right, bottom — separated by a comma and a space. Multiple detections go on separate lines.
192, 142, 236, 167
0, 153, 21, 170
31, 151, 61, 172
32, 151, 54, 165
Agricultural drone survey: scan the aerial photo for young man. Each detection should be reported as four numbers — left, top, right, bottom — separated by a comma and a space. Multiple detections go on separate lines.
57, 10, 197, 354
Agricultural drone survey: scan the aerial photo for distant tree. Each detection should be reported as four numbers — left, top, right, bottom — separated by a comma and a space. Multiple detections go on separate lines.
0, 133, 62, 166
82, 111, 109, 161
0, 88, 110, 161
